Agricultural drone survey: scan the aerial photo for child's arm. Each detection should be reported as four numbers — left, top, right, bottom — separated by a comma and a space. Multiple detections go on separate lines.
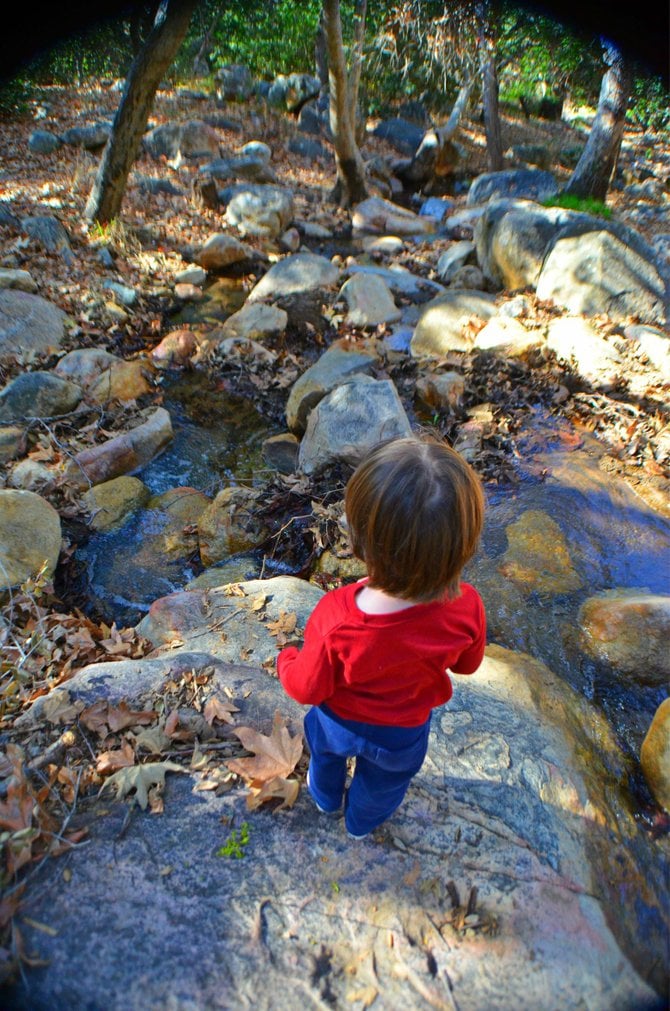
277, 606, 340, 706
450, 594, 486, 675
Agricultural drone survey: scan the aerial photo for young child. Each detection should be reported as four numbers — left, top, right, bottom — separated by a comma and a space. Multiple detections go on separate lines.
277, 434, 486, 839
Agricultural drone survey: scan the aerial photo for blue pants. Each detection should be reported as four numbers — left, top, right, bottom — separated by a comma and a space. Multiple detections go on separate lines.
304, 704, 431, 836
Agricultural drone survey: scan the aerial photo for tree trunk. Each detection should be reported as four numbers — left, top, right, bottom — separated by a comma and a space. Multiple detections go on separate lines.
476, 2, 503, 171
85, 0, 198, 225
314, 9, 329, 90
401, 80, 473, 187
322, 0, 369, 207
564, 43, 632, 201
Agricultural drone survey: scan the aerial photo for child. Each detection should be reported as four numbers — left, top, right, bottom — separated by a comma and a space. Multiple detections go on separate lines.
277, 434, 486, 839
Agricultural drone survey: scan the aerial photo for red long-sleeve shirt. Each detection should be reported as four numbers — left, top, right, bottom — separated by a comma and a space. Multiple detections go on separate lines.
277, 579, 486, 727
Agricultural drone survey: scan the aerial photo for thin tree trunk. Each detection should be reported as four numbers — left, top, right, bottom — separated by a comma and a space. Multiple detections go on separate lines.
322, 0, 369, 206
476, 2, 503, 171
564, 43, 632, 201
85, 0, 198, 225
315, 9, 329, 90
403, 80, 473, 185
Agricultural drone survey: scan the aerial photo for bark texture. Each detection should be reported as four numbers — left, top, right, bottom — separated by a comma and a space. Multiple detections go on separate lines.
85, 0, 198, 225
322, 0, 368, 206
564, 44, 632, 201
476, 3, 503, 171
401, 81, 473, 187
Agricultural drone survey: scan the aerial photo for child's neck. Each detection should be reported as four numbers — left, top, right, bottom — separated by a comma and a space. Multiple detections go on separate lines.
356, 584, 418, 615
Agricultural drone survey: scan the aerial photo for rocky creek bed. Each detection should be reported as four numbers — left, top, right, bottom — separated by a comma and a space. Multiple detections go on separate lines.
0, 77, 669, 1009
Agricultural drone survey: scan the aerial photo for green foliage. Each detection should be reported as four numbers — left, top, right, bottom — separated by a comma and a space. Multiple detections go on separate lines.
216, 821, 250, 858
24, 21, 134, 85
0, 77, 34, 118
203, 0, 322, 79
542, 193, 612, 219
627, 75, 670, 132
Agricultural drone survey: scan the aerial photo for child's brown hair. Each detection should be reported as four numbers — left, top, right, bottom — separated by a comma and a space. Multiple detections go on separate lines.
344, 435, 484, 602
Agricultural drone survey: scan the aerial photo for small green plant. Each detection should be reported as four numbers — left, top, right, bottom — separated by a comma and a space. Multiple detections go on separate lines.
216, 821, 250, 858
542, 193, 612, 219
330, 880, 340, 894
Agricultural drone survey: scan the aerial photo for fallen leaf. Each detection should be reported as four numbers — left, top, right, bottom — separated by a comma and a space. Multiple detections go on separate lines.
96, 740, 136, 775
250, 593, 268, 612
106, 702, 156, 732
246, 775, 300, 811
227, 711, 303, 784
101, 761, 187, 810
204, 696, 240, 726
346, 986, 379, 1007
42, 690, 82, 725
134, 725, 171, 755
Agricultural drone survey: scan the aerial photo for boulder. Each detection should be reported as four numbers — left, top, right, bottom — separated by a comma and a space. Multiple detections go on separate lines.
262, 432, 299, 474
298, 374, 412, 476
0, 268, 38, 293
474, 316, 544, 356
474, 199, 564, 289
150, 330, 201, 368
578, 590, 670, 684
352, 196, 438, 236
215, 64, 253, 101
545, 317, 621, 389
372, 117, 425, 156
83, 476, 151, 532
200, 155, 278, 184
197, 486, 270, 566
267, 73, 320, 112
641, 699, 670, 812
466, 169, 558, 206
28, 130, 62, 154
339, 273, 401, 328
147, 487, 212, 558
0, 290, 68, 361
287, 136, 327, 162
624, 324, 670, 381
415, 372, 465, 411
237, 141, 271, 163
247, 252, 338, 303
286, 342, 377, 434
54, 348, 119, 387
536, 229, 668, 325
224, 185, 295, 239
410, 290, 497, 358
215, 302, 287, 341
87, 360, 152, 404
60, 123, 111, 149
344, 264, 444, 300
143, 121, 220, 160
198, 233, 256, 272
0, 371, 82, 422
21, 215, 72, 258
449, 264, 486, 290
0, 425, 26, 464
64, 407, 173, 489
498, 509, 582, 596
436, 241, 475, 282
0, 489, 61, 589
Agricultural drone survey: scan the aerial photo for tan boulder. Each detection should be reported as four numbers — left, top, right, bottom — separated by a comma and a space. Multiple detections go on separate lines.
83, 476, 150, 531
0, 489, 61, 589
578, 591, 670, 683
640, 699, 670, 812
148, 487, 212, 557
87, 360, 152, 404
197, 486, 269, 565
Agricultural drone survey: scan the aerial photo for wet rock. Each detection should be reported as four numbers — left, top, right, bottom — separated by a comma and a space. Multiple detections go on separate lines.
415, 371, 465, 411
546, 317, 621, 389
150, 330, 200, 368
0, 489, 61, 589
537, 230, 667, 325
247, 252, 338, 303
86, 360, 153, 404
54, 348, 119, 387
262, 432, 299, 474
286, 341, 377, 434
64, 407, 173, 489
147, 486, 212, 558
352, 196, 438, 236
466, 168, 558, 205
225, 185, 294, 239
186, 554, 264, 589
28, 130, 62, 154
298, 374, 412, 476
0, 371, 82, 422
197, 486, 270, 566
0, 289, 68, 361
0, 425, 26, 464
83, 476, 151, 532
436, 241, 475, 282
578, 590, 670, 684
0, 268, 38, 293
410, 290, 497, 358
197, 232, 256, 272
641, 699, 670, 812
339, 272, 401, 327
474, 316, 544, 356
499, 509, 582, 595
